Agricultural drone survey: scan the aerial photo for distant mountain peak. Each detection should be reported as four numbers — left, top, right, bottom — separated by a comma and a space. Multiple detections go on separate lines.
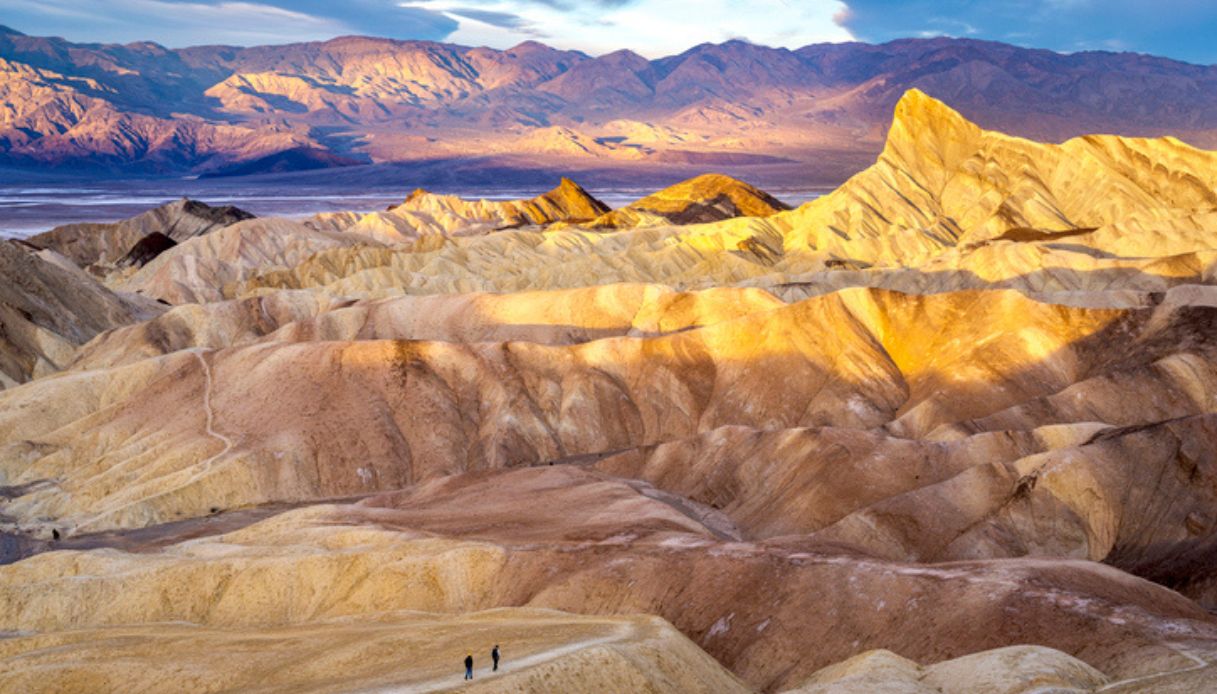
0, 25, 24, 36
508, 40, 552, 53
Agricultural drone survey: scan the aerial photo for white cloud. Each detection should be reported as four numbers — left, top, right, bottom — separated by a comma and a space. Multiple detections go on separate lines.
149, 1, 357, 44
401, 0, 855, 57
0, 0, 357, 46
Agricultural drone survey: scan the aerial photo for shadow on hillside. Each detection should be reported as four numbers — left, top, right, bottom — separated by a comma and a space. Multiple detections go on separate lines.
3, 262, 1217, 614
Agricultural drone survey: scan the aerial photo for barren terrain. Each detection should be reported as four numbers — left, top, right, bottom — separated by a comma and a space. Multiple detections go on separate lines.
2, 90, 1217, 691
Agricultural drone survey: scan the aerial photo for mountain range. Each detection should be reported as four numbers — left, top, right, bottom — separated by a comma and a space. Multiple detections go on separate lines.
4, 24, 1217, 181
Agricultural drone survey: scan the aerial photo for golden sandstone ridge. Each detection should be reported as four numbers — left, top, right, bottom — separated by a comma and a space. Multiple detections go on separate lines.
582, 173, 792, 229
4, 90, 1217, 692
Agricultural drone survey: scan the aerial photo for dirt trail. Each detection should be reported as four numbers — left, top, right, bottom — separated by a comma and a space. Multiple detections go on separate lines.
359, 622, 638, 693
192, 349, 234, 470
65, 350, 237, 534
1097, 646, 1212, 692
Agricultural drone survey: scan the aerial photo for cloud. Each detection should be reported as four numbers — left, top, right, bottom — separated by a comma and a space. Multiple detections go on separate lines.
400, 0, 854, 56
444, 7, 535, 29
3, 0, 853, 55
8, 0, 1213, 65
0, 0, 457, 46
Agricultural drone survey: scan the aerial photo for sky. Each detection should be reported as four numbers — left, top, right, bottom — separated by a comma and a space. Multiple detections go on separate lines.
1, 0, 1215, 64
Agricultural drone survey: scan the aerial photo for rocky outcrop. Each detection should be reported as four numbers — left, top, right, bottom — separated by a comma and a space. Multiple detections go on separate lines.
584, 173, 790, 229
0, 241, 156, 387
115, 217, 375, 304
305, 177, 608, 244
29, 198, 254, 272
785, 646, 1109, 693
771, 89, 1217, 265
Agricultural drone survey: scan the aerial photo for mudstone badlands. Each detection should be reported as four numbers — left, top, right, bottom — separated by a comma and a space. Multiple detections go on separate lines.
2, 90, 1217, 692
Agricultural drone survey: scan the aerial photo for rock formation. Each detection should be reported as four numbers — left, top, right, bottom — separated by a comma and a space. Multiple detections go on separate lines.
771, 89, 1217, 266
0, 241, 157, 387
785, 646, 1110, 693
1, 468, 1214, 691
29, 198, 254, 273
115, 217, 376, 304
3, 90, 1217, 692
304, 177, 609, 244
0, 608, 750, 693
583, 173, 791, 229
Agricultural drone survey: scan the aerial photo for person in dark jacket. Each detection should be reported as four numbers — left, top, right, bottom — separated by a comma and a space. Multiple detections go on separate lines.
492, 644, 500, 671
464, 653, 474, 680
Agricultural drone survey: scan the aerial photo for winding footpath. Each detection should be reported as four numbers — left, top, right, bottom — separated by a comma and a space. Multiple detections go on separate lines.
69, 349, 237, 533
1096, 646, 1211, 692
192, 349, 234, 471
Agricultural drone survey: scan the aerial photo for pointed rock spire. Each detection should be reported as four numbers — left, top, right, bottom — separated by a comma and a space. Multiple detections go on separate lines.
536, 177, 611, 220
881, 89, 983, 190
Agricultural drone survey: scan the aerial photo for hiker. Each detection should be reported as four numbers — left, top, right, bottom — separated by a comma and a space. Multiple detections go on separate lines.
464, 653, 474, 680
492, 644, 500, 671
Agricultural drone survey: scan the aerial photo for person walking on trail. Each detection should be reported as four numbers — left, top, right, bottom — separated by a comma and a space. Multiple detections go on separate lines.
464, 653, 474, 680
492, 644, 500, 671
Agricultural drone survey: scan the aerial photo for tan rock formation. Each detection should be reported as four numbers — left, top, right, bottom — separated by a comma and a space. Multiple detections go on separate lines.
115, 217, 378, 304
0, 241, 156, 387
28, 198, 254, 273
585, 173, 791, 229
68, 290, 337, 370
786, 646, 1109, 693
70, 283, 782, 370
214, 93, 1217, 303
771, 89, 1217, 266
5, 286, 1217, 546
815, 416, 1217, 577
304, 177, 609, 244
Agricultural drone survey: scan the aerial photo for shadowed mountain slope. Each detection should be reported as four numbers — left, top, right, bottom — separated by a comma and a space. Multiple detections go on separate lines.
5, 30, 1217, 177
0, 241, 157, 387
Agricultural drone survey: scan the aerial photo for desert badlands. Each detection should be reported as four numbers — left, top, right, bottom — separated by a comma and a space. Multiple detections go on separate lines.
2, 90, 1217, 692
